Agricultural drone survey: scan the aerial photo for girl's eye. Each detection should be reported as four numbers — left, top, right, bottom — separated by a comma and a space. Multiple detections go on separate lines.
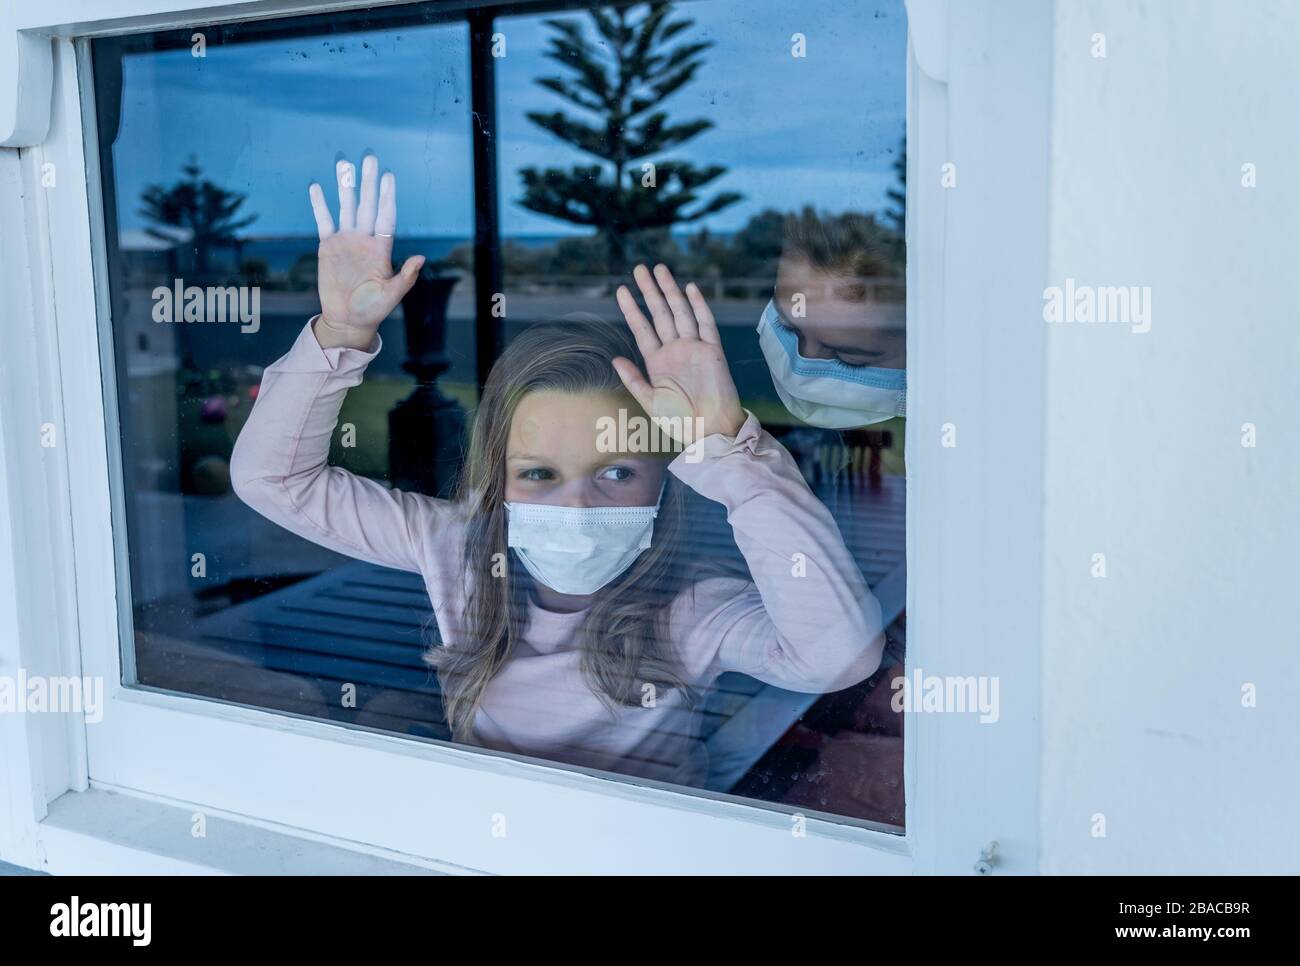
598, 466, 635, 482
518, 467, 554, 482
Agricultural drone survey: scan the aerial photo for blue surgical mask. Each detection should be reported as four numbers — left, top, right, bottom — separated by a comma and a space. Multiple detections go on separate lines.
757, 299, 906, 429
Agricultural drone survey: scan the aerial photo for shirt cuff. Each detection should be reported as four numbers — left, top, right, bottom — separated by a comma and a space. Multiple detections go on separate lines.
275, 315, 383, 374
667, 409, 764, 479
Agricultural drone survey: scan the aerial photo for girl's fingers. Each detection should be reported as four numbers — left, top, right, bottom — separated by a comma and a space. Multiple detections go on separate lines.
374, 171, 397, 240
633, 263, 677, 344
685, 282, 720, 345
308, 182, 335, 240
336, 159, 357, 230
653, 263, 699, 339
611, 357, 655, 414
616, 285, 662, 357
356, 155, 380, 234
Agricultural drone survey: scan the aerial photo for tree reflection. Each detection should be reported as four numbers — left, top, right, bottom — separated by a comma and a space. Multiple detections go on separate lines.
139, 156, 257, 278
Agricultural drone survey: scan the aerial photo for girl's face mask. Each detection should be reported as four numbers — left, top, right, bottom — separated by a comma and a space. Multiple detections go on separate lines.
504, 488, 663, 596
757, 299, 907, 429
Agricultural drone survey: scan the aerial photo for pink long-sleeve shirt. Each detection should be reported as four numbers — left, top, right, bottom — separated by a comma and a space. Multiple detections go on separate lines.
230, 319, 884, 784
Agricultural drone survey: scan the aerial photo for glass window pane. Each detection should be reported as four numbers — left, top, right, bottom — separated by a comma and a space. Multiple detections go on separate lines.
493, 0, 907, 827
94, 11, 475, 738
95, 0, 906, 831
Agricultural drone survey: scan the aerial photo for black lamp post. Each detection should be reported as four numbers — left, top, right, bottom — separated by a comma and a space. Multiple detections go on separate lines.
388, 266, 466, 498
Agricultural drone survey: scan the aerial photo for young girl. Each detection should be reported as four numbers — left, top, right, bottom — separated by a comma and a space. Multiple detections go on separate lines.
231, 155, 885, 786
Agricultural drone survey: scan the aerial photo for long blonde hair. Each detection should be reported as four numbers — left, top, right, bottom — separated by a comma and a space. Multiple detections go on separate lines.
425, 318, 695, 742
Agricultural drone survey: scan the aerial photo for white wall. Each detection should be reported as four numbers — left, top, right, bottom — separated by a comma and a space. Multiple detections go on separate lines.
1041, 0, 1300, 873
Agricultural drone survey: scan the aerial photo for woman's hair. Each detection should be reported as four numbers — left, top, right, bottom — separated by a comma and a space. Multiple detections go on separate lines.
425, 317, 695, 742
782, 207, 897, 279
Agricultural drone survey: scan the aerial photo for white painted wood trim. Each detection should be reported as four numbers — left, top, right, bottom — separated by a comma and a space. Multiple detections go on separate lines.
39, 787, 462, 874
904, 0, 948, 83
0, 0, 1060, 875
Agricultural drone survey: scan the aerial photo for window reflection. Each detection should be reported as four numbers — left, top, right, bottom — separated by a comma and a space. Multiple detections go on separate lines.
95, 0, 908, 831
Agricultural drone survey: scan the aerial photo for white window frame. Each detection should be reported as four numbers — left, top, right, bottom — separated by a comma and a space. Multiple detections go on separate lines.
0, 0, 1051, 874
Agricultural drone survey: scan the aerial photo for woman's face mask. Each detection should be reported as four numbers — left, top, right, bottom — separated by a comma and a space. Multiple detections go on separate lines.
505, 490, 662, 596
757, 299, 907, 429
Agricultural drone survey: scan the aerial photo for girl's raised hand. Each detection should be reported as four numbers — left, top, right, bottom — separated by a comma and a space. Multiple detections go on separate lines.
308, 155, 425, 349
613, 264, 746, 441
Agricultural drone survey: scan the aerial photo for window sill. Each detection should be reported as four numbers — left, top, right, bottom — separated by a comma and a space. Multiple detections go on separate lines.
35, 787, 475, 876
